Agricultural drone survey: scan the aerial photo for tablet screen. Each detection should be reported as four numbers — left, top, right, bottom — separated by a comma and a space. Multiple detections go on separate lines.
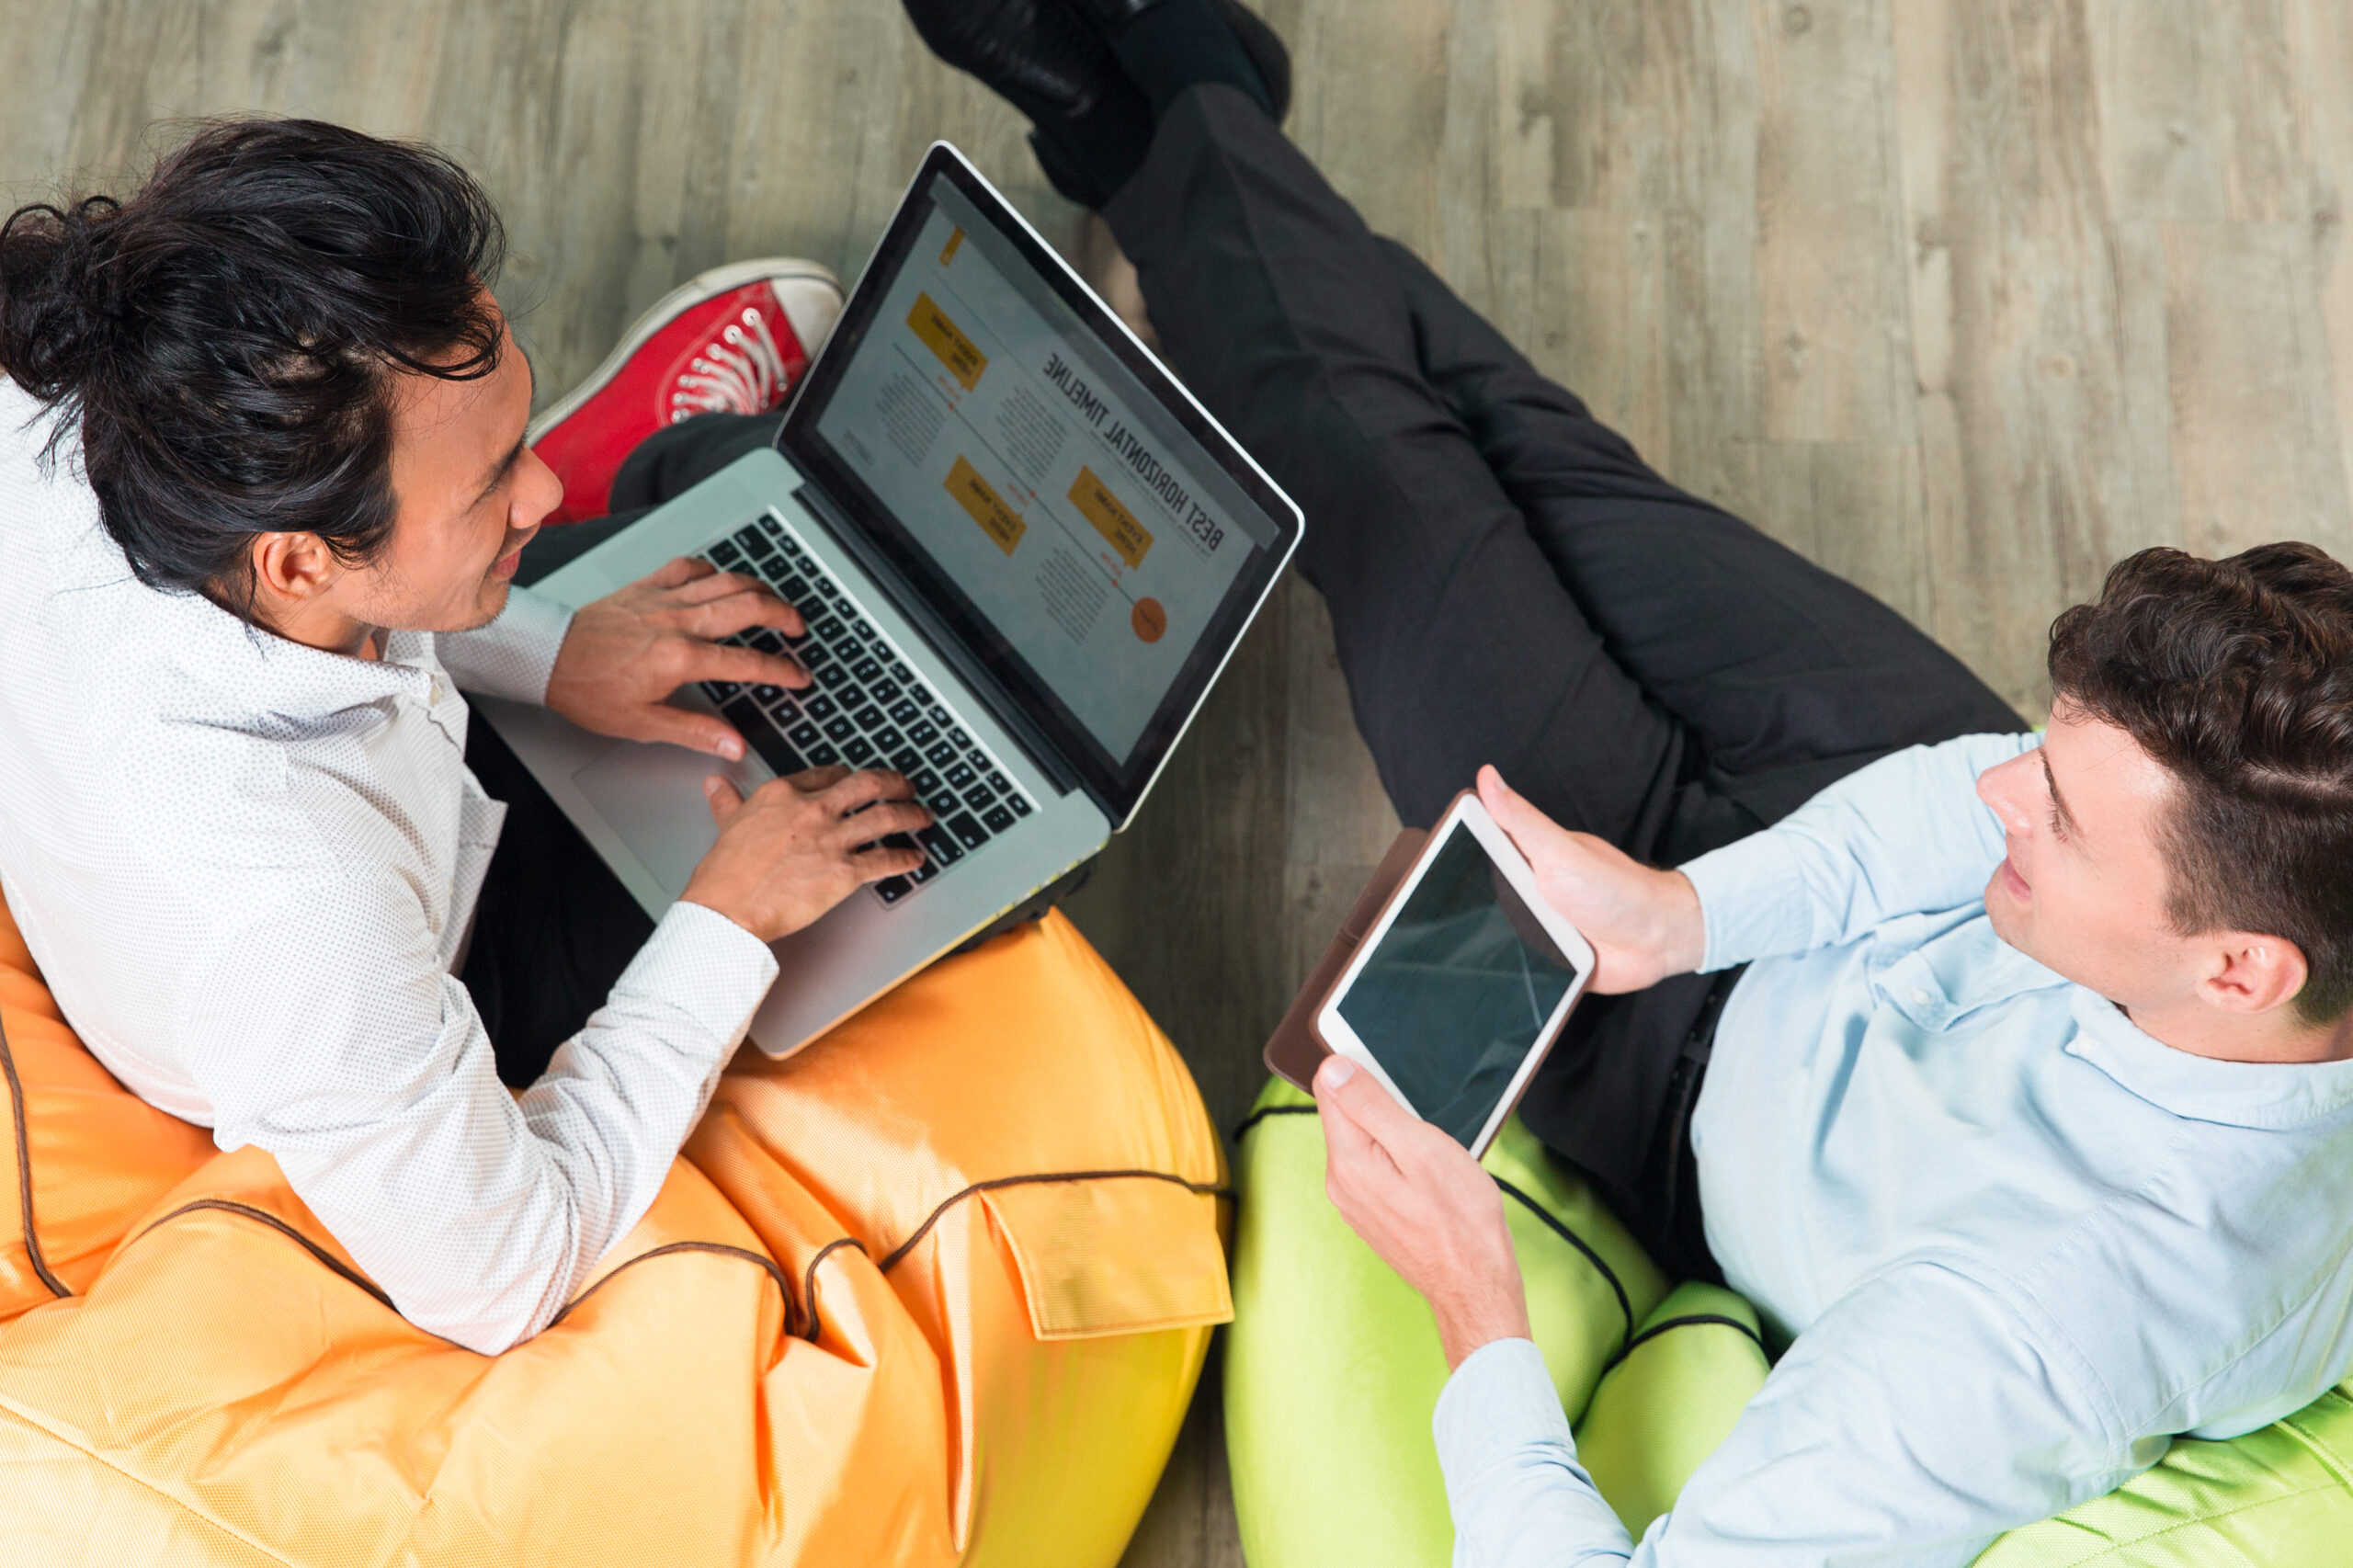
1335, 821, 1586, 1147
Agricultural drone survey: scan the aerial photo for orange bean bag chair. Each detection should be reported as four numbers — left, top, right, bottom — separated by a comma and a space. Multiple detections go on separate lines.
0, 890, 1230, 1565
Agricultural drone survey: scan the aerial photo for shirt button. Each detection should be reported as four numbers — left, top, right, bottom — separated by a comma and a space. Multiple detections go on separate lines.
1910, 987, 1933, 1006
428, 676, 446, 704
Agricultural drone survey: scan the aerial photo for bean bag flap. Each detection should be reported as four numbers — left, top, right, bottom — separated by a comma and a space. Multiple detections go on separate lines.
981, 1174, 1233, 1340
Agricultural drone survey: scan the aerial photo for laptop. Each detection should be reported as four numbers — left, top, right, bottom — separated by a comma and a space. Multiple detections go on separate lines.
476, 142, 1303, 1056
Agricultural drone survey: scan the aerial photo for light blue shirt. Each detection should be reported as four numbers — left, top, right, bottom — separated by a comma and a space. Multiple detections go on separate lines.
1432, 732, 2353, 1566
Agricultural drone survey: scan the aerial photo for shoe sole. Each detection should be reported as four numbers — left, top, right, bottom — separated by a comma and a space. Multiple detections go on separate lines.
527, 257, 847, 442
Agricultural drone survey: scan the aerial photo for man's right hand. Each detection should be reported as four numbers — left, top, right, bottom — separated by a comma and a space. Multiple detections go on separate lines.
1477, 764, 1708, 993
681, 767, 930, 944
1315, 1053, 1532, 1371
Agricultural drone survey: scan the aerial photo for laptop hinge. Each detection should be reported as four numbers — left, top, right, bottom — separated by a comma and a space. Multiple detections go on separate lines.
792, 482, 1086, 801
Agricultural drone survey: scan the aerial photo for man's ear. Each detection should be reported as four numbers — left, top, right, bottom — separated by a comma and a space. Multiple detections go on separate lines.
247, 530, 339, 608
2196, 932, 2311, 1017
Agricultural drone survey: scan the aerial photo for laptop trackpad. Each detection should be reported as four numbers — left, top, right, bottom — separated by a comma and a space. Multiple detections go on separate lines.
572, 742, 731, 898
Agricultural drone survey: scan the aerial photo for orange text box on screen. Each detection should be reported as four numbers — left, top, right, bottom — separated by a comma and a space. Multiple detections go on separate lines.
948, 455, 1027, 555
1068, 466, 1154, 569
908, 292, 987, 391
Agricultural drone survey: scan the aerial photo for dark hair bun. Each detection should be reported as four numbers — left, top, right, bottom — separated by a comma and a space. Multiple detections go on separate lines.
0, 194, 122, 403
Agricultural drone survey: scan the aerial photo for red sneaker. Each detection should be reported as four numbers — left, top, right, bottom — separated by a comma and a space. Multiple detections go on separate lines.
528, 258, 845, 524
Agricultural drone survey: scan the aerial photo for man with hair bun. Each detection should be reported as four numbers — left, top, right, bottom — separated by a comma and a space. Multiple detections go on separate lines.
905, 2, 2353, 1563
0, 119, 928, 1356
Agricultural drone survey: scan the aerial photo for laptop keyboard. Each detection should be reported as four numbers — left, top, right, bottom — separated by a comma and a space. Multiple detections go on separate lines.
698, 511, 1035, 907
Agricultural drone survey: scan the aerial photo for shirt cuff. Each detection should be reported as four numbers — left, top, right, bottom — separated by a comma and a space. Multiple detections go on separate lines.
438, 585, 576, 704
1437, 1338, 1639, 1566
1435, 1336, 1576, 1478
1679, 829, 1810, 972
620, 900, 780, 1054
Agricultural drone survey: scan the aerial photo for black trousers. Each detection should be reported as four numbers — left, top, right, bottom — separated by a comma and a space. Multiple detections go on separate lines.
1104, 88, 2024, 1276
459, 413, 783, 1086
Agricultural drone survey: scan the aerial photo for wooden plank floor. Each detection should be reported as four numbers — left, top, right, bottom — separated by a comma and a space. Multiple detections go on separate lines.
7, 2, 2352, 1562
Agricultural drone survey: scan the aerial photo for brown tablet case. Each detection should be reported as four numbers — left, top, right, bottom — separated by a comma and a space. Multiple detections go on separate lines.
1262, 824, 1431, 1093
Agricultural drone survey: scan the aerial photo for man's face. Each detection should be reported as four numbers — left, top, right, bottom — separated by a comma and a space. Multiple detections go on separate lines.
1975, 707, 2196, 1008
350, 310, 559, 634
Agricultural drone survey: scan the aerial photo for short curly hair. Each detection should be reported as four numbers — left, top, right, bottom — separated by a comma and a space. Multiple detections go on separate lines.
2048, 542, 2353, 1023
0, 118, 506, 621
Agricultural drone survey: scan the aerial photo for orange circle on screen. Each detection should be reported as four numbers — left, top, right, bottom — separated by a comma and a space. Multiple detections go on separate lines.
1131, 597, 1167, 642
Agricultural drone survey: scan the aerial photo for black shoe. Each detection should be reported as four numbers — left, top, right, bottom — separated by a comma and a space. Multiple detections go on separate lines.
901, 0, 1117, 122
900, 0, 1154, 208
1068, 0, 1292, 122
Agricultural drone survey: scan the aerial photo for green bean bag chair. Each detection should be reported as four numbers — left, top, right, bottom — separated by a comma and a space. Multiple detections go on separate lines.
1225, 1077, 2353, 1566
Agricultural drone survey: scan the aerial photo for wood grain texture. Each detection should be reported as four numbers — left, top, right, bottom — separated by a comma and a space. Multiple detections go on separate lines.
1756, 0, 1915, 445
2289, 0, 2353, 519
5, 2, 2348, 1562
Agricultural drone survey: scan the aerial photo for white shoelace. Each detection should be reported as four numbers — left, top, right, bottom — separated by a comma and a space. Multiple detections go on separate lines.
669, 304, 792, 422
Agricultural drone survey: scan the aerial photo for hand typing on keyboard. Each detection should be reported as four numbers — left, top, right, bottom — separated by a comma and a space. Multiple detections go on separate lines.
702, 514, 1040, 910
683, 766, 932, 942
545, 555, 811, 760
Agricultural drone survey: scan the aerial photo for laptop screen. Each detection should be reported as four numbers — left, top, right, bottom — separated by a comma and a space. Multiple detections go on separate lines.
779, 145, 1299, 822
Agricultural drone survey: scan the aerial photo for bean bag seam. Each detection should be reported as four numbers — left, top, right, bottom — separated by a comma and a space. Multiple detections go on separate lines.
1601, 1312, 1766, 1376
1232, 1102, 1316, 1141
549, 1238, 795, 1335
0, 1008, 68, 1299
118, 1173, 1222, 1353
119, 1200, 804, 1350
875, 1169, 1229, 1275
798, 1234, 867, 1343
1493, 1175, 1634, 1350
127, 1198, 400, 1312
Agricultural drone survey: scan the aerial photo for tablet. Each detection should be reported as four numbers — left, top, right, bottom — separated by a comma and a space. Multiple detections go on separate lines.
1313, 791, 1595, 1156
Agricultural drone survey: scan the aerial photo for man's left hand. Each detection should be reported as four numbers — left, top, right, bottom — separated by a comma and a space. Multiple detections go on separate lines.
1315, 1054, 1533, 1369
545, 557, 809, 759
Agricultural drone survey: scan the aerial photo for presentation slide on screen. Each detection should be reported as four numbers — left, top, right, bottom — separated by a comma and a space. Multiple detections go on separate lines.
814, 181, 1268, 764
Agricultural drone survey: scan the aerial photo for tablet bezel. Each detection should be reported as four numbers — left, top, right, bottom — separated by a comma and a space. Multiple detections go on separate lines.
1313, 791, 1597, 1157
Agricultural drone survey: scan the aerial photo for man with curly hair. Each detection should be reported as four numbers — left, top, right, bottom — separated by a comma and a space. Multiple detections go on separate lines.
908, 2, 2353, 1563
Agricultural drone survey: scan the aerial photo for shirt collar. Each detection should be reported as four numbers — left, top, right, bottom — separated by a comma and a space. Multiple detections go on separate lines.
10, 379, 438, 720
25, 430, 440, 726
2064, 989, 2353, 1129
141, 575, 438, 718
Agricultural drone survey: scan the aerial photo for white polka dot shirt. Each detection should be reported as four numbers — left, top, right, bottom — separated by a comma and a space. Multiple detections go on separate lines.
0, 380, 779, 1354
